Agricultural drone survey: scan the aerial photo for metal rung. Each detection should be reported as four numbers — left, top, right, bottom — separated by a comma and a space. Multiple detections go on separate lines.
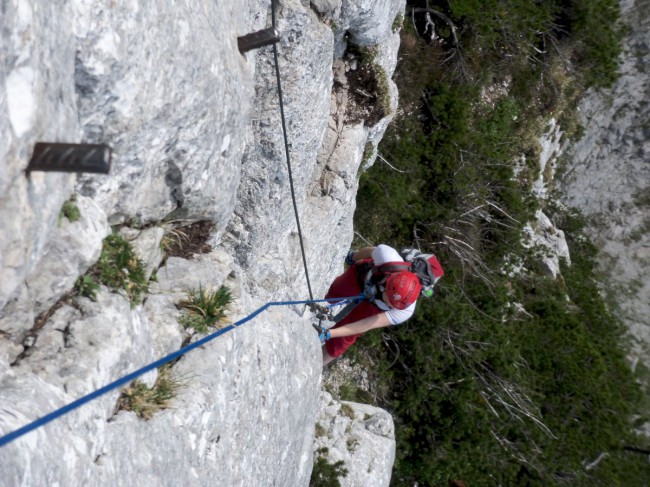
238, 28, 280, 54
27, 143, 112, 174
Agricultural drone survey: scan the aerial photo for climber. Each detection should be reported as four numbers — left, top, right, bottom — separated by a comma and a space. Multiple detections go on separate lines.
317, 244, 443, 366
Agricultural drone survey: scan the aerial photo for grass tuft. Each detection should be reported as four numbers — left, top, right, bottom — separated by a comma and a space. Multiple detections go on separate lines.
74, 275, 100, 301
115, 365, 180, 420
60, 194, 81, 223
178, 285, 232, 334
90, 233, 148, 306
339, 403, 356, 420
314, 422, 328, 438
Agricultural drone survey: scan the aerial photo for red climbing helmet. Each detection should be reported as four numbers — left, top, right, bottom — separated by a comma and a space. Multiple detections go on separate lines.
384, 271, 422, 310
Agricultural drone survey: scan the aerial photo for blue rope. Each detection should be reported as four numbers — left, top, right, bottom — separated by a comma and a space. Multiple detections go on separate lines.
0, 294, 364, 448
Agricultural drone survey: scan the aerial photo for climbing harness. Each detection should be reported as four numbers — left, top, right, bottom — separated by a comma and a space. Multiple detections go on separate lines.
329, 292, 370, 323
309, 290, 367, 345
309, 293, 365, 331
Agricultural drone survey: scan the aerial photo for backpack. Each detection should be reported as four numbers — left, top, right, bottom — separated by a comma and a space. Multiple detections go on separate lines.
355, 249, 444, 299
399, 248, 445, 297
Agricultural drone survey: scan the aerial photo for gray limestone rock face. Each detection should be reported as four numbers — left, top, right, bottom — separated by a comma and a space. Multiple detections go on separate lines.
0, 283, 34, 362
0, 195, 109, 358
25, 195, 110, 316
225, 0, 335, 285
72, 0, 253, 230
118, 226, 165, 281
0, 249, 322, 487
341, 0, 405, 46
16, 289, 156, 395
0, 289, 158, 487
153, 255, 230, 295
1, 0, 79, 310
225, 0, 404, 305
560, 0, 650, 360
522, 210, 571, 279
315, 391, 396, 487
1, 0, 404, 484
142, 293, 185, 359
0, 0, 254, 310
312, 0, 343, 17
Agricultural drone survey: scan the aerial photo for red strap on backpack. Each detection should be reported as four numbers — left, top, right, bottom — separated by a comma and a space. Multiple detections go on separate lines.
373, 261, 412, 279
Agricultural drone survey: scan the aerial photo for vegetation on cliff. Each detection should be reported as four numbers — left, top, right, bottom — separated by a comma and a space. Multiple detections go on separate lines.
351, 1, 648, 485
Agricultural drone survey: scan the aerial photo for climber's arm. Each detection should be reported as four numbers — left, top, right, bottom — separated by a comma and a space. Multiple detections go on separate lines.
328, 312, 391, 338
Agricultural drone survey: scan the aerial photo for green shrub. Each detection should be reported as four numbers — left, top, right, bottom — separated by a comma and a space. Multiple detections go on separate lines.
349, 1, 644, 483
310, 448, 348, 487
407, 0, 622, 87
74, 275, 99, 301
178, 285, 232, 334
59, 194, 81, 223
337, 381, 373, 404
556, 0, 623, 87
90, 233, 148, 305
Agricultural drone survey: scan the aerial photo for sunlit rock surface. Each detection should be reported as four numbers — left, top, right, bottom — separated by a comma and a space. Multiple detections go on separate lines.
560, 0, 650, 360
0, 0, 405, 484
315, 391, 396, 487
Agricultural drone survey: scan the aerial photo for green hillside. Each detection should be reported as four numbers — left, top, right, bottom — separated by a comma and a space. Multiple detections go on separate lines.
349, 1, 648, 485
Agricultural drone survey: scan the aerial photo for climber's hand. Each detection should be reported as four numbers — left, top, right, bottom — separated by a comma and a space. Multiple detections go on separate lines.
344, 249, 355, 269
312, 323, 331, 343
319, 329, 331, 343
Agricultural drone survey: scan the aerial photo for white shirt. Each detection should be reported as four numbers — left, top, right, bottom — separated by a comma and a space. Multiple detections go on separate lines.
370, 245, 416, 325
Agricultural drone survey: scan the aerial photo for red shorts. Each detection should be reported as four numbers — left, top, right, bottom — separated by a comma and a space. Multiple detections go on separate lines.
324, 265, 382, 358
